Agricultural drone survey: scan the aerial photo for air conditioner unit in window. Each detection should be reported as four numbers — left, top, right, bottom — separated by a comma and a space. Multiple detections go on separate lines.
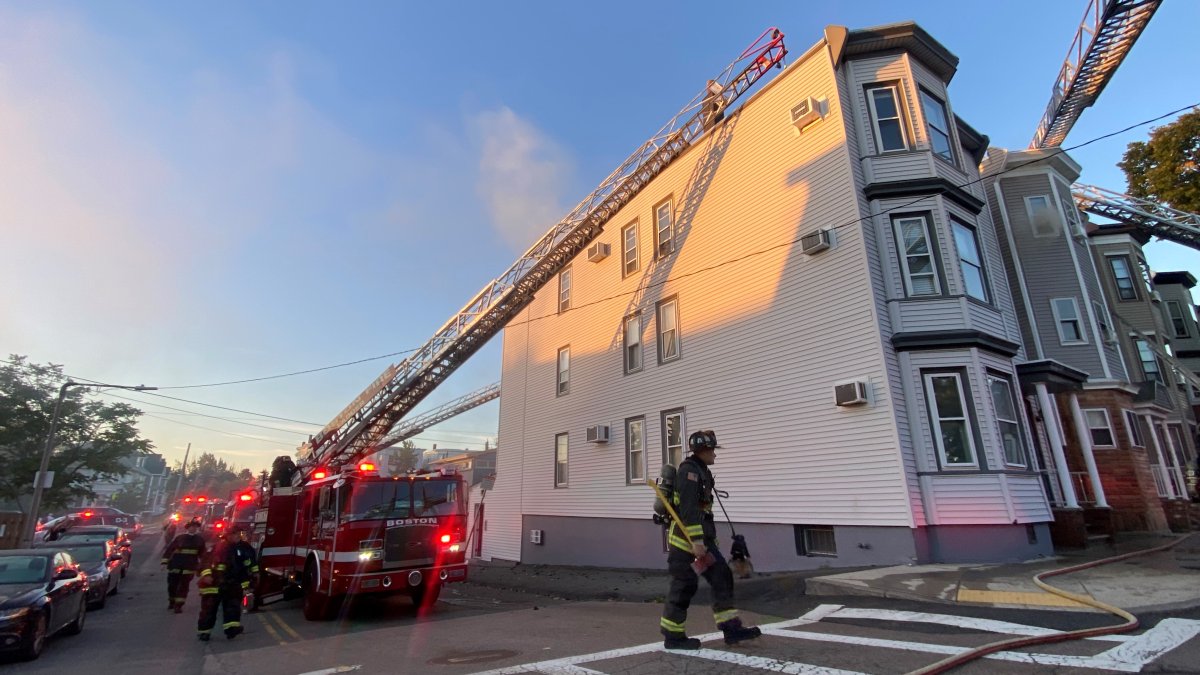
790, 96, 822, 133
800, 229, 832, 255
529, 529, 543, 545
586, 424, 610, 443
834, 380, 869, 406
587, 242, 610, 263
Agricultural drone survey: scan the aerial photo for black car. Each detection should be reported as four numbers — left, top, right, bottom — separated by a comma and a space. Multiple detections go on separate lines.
0, 549, 87, 660
52, 526, 132, 577
33, 542, 122, 609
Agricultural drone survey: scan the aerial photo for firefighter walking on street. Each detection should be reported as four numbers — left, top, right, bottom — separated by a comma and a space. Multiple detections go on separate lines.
660, 430, 761, 650
196, 524, 258, 641
161, 517, 206, 613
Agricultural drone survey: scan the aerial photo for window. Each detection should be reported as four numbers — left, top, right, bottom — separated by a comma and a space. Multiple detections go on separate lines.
1168, 424, 1186, 458
626, 417, 646, 484
988, 375, 1027, 466
1135, 339, 1163, 383
923, 372, 977, 467
919, 90, 953, 162
1093, 301, 1114, 343
1051, 298, 1086, 344
554, 433, 568, 487
661, 409, 685, 467
951, 220, 988, 302
556, 346, 570, 396
558, 266, 572, 312
1167, 300, 1190, 338
866, 85, 907, 153
1084, 409, 1116, 447
655, 200, 674, 258
893, 216, 941, 297
623, 314, 642, 374
1108, 255, 1138, 301
621, 221, 639, 277
1024, 195, 1057, 237
657, 297, 680, 363
1124, 410, 1145, 447
794, 525, 837, 557
1060, 195, 1084, 238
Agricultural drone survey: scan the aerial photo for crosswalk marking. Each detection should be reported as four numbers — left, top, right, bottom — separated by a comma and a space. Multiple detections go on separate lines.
826, 607, 1129, 642
675, 648, 868, 674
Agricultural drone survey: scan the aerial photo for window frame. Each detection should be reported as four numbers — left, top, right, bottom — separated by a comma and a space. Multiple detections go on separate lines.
558, 265, 572, 313
656, 296, 681, 365
987, 373, 1028, 467
922, 370, 980, 468
1083, 408, 1116, 448
1024, 195, 1058, 238
1093, 300, 1114, 344
1135, 338, 1163, 383
864, 83, 909, 154
621, 220, 639, 278
623, 313, 643, 375
654, 198, 674, 259
1124, 410, 1145, 447
1107, 255, 1139, 301
950, 218, 989, 303
1166, 300, 1190, 338
554, 433, 569, 488
892, 213, 944, 298
918, 88, 955, 165
794, 525, 837, 557
660, 408, 685, 468
1050, 297, 1087, 345
556, 346, 570, 397
625, 416, 646, 485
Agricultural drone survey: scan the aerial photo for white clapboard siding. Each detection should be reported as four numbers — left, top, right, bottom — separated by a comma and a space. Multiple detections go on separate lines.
1007, 474, 1053, 522
924, 474, 1012, 524
866, 153, 931, 183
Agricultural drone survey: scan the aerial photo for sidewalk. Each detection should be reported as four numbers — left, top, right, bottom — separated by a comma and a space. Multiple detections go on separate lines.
465, 533, 1200, 613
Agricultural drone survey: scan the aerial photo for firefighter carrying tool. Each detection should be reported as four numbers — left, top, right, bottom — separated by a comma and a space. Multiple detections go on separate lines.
162, 517, 205, 613
197, 524, 257, 641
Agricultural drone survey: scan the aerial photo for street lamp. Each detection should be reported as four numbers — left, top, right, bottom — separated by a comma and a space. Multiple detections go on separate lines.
22, 380, 157, 546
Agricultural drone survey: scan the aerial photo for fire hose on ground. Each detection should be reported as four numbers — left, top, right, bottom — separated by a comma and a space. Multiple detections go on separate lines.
907, 535, 1188, 675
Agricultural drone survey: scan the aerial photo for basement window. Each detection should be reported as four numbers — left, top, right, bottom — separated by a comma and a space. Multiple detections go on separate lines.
794, 525, 837, 557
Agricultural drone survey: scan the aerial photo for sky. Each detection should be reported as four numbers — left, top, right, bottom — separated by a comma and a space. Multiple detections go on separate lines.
2, 0, 1198, 472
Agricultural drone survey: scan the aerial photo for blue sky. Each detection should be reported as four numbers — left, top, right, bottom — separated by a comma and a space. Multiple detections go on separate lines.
2, 1, 1198, 470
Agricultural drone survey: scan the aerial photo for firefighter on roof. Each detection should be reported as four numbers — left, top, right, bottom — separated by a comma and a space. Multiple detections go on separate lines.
659, 430, 761, 650
161, 517, 205, 613
196, 523, 257, 641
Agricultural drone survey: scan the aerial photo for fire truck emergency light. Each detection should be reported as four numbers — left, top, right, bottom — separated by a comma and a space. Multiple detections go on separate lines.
198, 497, 207, 503
439, 534, 451, 544
358, 462, 376, 472
312, 469, 328, 480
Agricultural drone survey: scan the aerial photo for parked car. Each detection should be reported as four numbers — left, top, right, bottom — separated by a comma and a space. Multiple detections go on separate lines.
65, 508, 136, 531
51, 527, 132, 577
32, 542, 121, 609
0, 549, 88, 660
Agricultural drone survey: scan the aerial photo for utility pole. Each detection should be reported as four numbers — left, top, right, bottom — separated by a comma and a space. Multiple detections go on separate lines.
171, 442, 191, 508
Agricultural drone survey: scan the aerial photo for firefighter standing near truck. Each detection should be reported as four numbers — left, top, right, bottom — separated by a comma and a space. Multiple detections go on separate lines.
161, 518, 206, 613
196, 524, 257, 641
659, 430, 761, 650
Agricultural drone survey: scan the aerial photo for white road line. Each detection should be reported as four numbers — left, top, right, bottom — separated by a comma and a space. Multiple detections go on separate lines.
296, 667, 362, 675
535, 665, 607, 675
1093, 618, 1200, 667
675, 648, 868, 674
828, 607, 1129, 642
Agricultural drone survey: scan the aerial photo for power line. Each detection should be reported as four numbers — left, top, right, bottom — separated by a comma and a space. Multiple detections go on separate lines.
136, 412, 297, 450
98, 390, 310, 437
152, 348, 419, 390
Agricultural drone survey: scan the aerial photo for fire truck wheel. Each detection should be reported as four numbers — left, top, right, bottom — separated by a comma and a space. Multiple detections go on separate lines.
302, 587, 338, 621
410, 582, 441, 609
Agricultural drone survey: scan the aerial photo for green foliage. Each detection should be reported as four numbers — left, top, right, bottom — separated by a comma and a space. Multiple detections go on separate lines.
0, 356, 153, 511
1118, 109, 1200, 213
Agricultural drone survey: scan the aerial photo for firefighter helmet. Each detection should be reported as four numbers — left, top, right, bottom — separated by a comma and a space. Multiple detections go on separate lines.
688, 430, 720, 454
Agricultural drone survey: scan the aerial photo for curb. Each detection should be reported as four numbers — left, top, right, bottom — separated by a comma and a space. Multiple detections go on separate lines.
804, 577, 952, 605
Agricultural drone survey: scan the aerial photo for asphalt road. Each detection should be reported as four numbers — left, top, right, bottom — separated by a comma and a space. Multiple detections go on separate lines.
5, 527, 1199, 674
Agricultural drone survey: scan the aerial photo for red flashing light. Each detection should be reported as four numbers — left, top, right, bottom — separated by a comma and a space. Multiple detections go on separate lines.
312, 469, 328, 480
358, 462, 376, 472
197, 497, 207, 503
170, 513, 181, 521
239, 493, 253, 502
82, 511, 94, 518
439, 534, 451, 544
215, 521, 224, 529
183, 497, 193, 503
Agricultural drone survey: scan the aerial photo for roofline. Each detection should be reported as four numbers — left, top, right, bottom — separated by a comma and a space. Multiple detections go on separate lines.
842, 22, 959, 82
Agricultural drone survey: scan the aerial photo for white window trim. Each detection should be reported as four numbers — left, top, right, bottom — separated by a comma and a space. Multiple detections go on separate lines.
1083, 408, 1116, 448
654, 200, 674, 259
661, 409, 686, 467
918, 89, 954, 164
623, 314, 643, 374
951, 219, 988, 303
556, 346, 570, 396
1050, 297, 1088, 345
866, 84, 908, 153
1135, 338, 1163, 383
558, 266, 572, 312
622, 221, 639, 278
1166, 300, 1190, 338
626, 417, 646, 484
893, 215, 942, 297
988, 374, 1027, 467
1024, 195, 1058, 238
554, 433, 569, 488
1105, 254, 1140, 301
1123, 409, 1144, 447
1092, 300, 1114, 344
923, 372, 978, 468
657, 298, 681, 364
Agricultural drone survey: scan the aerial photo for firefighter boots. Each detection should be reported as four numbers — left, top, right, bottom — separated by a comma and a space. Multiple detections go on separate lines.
662, 631, 702, 650
717, 617, 762, 645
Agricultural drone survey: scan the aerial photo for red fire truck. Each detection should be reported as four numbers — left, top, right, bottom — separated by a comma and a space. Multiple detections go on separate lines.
253, 461, 468, 620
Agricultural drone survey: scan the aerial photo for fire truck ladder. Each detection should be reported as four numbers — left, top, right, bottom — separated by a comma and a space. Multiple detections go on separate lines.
1030, 0, 1161, 149
298, 29, 788, 480
376, 382, 500, 449
1073, 183, 1200, 251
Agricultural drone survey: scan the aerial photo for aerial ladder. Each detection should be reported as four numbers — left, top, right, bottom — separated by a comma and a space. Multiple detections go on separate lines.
1073, 183, 1200, 251
375, 382, 500, 449
1030, 0, 1161, 149
296, 29, 788, 482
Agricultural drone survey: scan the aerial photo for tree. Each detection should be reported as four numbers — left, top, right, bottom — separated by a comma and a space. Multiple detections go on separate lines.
1118, 109, 1200, 213
390, 440, 421, 473
0, 356, 153, 513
